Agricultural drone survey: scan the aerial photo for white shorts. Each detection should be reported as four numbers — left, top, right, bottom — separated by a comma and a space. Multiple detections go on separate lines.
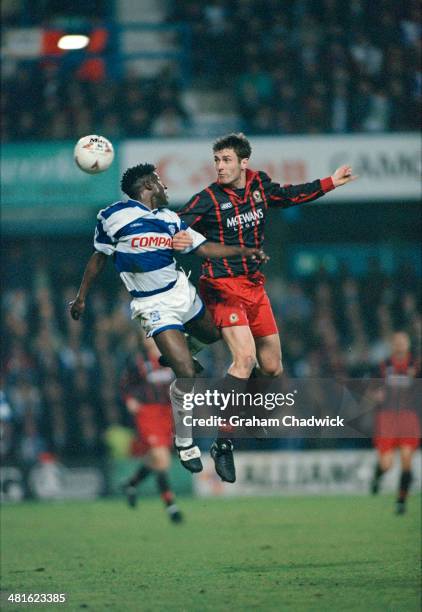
130, 271, 205, 338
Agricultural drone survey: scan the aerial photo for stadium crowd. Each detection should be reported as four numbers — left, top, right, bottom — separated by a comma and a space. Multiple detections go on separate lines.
171, 0, 420, 134
1, 66, 188, 142
2, 0, 420, 141
2, 244, 420, 463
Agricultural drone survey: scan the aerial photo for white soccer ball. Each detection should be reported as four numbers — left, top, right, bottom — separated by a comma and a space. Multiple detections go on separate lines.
74, 134, 114, 174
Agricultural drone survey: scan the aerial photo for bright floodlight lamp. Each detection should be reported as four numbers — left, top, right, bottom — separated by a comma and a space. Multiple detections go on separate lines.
57, 34, 90, 50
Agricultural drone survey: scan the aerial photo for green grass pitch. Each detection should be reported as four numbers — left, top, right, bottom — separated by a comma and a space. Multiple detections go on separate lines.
1, 495, 420, 611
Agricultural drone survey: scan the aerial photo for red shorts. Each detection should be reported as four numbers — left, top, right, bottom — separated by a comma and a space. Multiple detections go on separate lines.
373, 409, 421, 453
199, 272, 278, 338
132, 403, 173, 456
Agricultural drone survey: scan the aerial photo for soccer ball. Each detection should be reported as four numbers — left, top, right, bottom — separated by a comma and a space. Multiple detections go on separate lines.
74, 135, 114, 174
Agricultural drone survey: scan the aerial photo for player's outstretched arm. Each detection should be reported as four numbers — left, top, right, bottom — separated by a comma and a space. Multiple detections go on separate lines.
196, 242, 269, 263
266, 165, 357, 208
172, 230, 269, 262
69, 251, 108, 320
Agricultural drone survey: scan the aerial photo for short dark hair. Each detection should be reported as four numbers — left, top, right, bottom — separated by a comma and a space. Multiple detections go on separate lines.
213, 133, 251, 160
120, 163, 156, 199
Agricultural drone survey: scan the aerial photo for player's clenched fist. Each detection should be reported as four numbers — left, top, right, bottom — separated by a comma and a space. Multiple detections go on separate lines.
69, 297, 85, 320
172, 230, 193, 251
246, 248, 269, 263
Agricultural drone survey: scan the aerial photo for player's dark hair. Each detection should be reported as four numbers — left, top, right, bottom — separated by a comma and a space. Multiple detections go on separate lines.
120, 163, 156, 199
213, 133, 252, 160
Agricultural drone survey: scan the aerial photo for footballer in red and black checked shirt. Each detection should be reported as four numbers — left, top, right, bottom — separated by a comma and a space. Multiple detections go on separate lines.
178, 133, 357, 379
175, 133, 356, 483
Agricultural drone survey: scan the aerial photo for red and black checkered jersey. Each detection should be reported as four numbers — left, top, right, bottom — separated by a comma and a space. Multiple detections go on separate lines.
377, 354, 421, 412
178, 169, 334, 278
120, 351, 173, 406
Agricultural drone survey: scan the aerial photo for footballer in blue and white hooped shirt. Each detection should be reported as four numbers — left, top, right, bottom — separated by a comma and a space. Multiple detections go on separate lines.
94, 196, 207, 337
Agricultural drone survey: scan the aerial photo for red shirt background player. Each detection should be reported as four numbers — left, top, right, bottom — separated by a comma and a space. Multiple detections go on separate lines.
371, 331, 421, 514
120, 337, 183, 523
121, 339, 174, 457
373, 353, 420, 453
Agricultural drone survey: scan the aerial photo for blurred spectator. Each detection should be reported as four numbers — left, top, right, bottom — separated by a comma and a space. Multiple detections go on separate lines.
237, 62, 275, 107
250, 105, 275, 135
350, 34, 383, 77
331, 82, 349, 133
151, 106, 186, 137
361, 86, 391, 132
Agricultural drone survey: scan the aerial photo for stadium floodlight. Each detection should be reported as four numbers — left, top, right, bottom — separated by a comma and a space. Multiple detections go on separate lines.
57, 35, 90, 50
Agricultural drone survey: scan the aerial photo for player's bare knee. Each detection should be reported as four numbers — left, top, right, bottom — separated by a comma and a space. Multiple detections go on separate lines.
149, 447, 170, 471
261, 361, 283, 377
400, 447, 414, 471
155, 455, 170, 471
232, 353, 256, 376
379, 453, 393, 471
401, 458, 412, 472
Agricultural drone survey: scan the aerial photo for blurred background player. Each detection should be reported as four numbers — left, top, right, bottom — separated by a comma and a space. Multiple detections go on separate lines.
120, 334, 183, 523
176, 133, 357, 481
370, 331, 421, 514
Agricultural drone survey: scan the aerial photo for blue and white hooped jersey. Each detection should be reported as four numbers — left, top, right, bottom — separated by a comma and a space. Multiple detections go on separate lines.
94, 199, 207, 298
